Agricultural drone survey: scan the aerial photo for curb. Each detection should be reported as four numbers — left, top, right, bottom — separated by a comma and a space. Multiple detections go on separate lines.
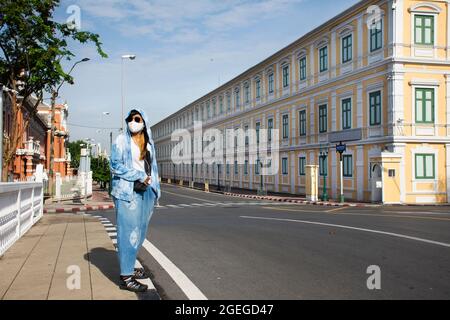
44, 204, 115, 214
223, 192, 374, 208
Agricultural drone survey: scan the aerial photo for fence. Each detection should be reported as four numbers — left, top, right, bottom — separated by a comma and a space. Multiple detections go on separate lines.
53, 173, 92, 202
0, 182, 44, 256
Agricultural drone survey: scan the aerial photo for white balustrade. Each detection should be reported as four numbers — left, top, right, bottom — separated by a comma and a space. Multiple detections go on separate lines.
0, 182, 44, 256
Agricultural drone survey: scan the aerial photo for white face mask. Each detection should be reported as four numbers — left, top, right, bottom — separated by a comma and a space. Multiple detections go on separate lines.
128, 121, 144, 133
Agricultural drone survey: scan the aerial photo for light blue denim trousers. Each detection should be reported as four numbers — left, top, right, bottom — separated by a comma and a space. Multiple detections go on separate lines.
114, 188, 156, 276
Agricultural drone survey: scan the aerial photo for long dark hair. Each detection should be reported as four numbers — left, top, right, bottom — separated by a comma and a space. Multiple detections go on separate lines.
126, 110, 149, 160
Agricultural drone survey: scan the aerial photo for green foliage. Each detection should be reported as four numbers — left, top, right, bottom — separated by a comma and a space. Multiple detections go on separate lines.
67, 140, 84, 170
0, 0, 107, 95
91, 156, 110, 189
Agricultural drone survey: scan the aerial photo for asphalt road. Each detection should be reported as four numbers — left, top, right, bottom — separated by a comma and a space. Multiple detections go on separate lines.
98, 184, 450, 300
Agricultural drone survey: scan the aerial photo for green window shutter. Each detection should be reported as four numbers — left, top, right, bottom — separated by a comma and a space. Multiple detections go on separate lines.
299, 110, 306, 136
299, 157, 306, 176
283, 65, 289, 88
415, 88, 434, 123
300, 57, 307, 80
370, 20, 383, 52
343, 155, 353, 177
369, 91, 382, 126
268, 119, 273, 142
283, 115, 289, 139
415, 154, 435, 179
319, 105, 327, 133
415, 15, 434, 45
342, 98, 352, 129
320, 47, 328, 72
342, 35, 352, 63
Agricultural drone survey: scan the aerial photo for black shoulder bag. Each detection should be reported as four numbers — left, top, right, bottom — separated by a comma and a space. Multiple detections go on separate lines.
133, 151, 152, 193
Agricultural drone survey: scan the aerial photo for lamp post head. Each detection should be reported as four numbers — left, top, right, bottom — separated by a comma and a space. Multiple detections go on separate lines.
122, 54, 136, 60
81, 58, 90, 62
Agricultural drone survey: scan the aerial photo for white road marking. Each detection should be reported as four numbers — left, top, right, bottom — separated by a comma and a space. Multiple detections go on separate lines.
111, 239, 117, 244
105, 227, 116, 231
240, 216, 450, 249
102, 223, 114, 227
166, 205, 182, 208
142, 239, 207, 300
134, 260, 156, 291
383, 211, 450, 216
163, 190, 217, 203
108, 232, 117, 237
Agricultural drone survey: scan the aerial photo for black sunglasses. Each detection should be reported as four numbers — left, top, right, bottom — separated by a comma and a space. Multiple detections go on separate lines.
127, 116, 142, 123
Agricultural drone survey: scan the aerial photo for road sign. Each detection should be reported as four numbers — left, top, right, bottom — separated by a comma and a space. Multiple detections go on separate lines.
336, 142, 346, 154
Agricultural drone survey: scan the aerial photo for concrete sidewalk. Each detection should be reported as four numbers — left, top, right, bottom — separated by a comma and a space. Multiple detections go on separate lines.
0, 213, 155, 300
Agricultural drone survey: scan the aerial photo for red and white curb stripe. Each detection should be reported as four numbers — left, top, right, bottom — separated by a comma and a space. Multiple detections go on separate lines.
223, 192, 372, 208
44, 204, 115, 214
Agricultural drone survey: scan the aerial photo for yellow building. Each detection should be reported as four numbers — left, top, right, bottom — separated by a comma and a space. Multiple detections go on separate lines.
152, 0, 450, 204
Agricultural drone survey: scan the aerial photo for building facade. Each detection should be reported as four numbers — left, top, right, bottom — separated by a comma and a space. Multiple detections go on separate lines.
2, 94, 72, 181
152, 0, 450, 204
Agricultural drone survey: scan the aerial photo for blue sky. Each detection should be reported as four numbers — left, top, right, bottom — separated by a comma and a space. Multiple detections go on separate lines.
54, 0, 359, 153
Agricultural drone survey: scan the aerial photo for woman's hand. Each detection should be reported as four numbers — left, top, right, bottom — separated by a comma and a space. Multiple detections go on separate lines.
144, 176, 152, 185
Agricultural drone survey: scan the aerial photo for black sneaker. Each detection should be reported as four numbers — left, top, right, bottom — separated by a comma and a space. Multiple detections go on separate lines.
119, 275, 148, 292
134, 267, 150, 280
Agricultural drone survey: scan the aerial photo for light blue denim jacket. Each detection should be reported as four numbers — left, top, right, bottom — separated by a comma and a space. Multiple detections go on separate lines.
110, 108, 161, 202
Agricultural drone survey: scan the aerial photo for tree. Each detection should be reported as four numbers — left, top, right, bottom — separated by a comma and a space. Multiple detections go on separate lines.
0, 0, 107, 181
67, 139, 84, 171
91, 156, 110, 189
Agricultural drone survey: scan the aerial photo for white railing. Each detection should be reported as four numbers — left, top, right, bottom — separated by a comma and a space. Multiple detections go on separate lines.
0, 182, 44, 256
53, 172, 92, 201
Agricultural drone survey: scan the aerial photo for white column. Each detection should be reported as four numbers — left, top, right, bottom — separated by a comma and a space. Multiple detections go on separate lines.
446, 144, 450, 203
292, 108, 297, 146
274, 111, 280, 192
388, 66, 405, 136
331, 151, 337, 199
392, 0, 404, 58
357, 83, 363, 128
290, 152, 296, 194
331, 31, 337, 77
356, 145, 364, 201
331, 91, 337, 131
309, 44, 315, 86
448, 2, 450, 60
310, 97, 315, 144
446, 75, 450, 136
357, 16, 364, 68
393, 143, 406, 203
388, 0, 394, 57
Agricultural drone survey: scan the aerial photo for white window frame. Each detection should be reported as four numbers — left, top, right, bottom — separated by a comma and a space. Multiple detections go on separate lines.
410, 4, 441, 58
410, 81, 439, 136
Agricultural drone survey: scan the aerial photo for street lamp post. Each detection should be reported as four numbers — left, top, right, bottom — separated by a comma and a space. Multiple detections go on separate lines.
49, 58, 89, 198
336, 142, 346, 203
173, 163, 176, 183
217, 163, 221, 191
319, 148, 329, 201
121, 54, 136, 131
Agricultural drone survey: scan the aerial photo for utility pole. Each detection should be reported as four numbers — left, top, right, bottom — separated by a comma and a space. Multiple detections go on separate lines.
48, 90, 57, 196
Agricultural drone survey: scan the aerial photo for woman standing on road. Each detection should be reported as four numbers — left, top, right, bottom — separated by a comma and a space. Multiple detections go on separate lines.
110, 108, 161, 292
